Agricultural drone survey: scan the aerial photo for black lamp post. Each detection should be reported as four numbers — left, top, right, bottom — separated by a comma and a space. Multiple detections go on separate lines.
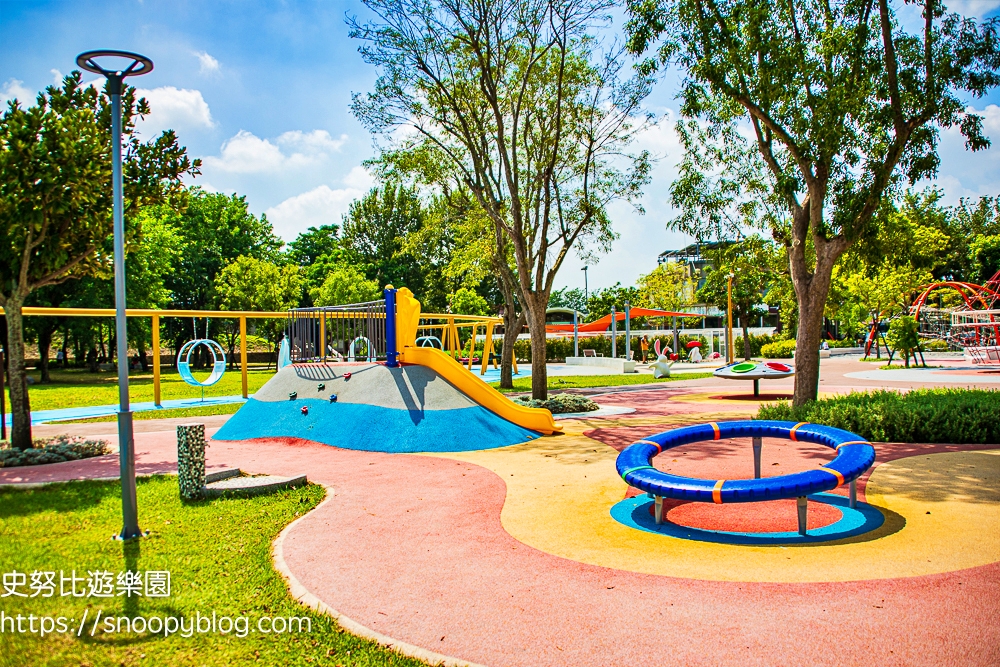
75, 50, 154, 541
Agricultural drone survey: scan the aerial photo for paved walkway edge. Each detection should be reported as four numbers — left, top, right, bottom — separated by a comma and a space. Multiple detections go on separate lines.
271, 485, 487, 667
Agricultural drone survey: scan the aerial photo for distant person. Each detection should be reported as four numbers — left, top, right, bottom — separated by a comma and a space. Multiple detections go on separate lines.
640, 335, 650, 363
56, 349, 64, 367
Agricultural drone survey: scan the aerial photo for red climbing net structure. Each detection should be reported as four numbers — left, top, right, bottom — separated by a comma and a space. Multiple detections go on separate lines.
910, 271, 1000, 364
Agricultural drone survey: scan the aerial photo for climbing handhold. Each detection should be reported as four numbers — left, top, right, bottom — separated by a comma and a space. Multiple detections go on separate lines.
318, 383, 326, 391
344, 372, 352, 380
289, 391, 297, 400
329, 394, 338, 403
300, 405, 309, 415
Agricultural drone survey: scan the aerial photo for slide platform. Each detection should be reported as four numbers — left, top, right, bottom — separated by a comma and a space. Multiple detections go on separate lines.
399, 345, 562, 434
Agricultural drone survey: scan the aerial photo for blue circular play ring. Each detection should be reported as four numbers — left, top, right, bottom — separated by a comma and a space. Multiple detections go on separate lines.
615, 420, 876, 503
177, 339, 227, 387
611, 492, 885, 545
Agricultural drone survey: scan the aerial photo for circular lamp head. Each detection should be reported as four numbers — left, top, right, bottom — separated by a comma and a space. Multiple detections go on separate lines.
76, 50, 153, 93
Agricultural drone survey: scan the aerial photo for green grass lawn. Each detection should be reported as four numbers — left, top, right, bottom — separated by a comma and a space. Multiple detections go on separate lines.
490, 372, 714, 393
5, 367, 275, 412
0, 477, 425, 667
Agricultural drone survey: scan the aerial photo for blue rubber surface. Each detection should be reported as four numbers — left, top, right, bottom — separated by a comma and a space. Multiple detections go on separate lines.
615, 420, 876, 503
214, 397, 539, 453
4, 395, 248, 426
610, 492, 885, 545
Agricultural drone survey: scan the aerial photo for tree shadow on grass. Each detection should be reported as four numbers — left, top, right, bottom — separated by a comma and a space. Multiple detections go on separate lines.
0, 478, 115, 518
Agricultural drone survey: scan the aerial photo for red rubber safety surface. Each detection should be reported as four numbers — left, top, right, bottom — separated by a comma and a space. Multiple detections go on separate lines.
270, 437, 1000, 667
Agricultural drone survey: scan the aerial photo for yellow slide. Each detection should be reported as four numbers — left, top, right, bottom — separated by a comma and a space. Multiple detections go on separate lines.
393, 286, 561, 435
398, 346, 562, 435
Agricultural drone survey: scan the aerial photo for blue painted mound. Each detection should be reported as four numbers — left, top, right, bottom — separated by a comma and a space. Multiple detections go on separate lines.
214, 397, 538, 453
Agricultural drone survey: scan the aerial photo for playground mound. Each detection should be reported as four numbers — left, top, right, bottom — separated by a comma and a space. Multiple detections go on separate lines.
214, 363, 539, 453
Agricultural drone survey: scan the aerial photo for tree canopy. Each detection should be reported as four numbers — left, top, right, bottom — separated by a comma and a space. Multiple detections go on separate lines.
0, 73, 199, 448
626, 0, 1000, 404
350, 0, 654, 398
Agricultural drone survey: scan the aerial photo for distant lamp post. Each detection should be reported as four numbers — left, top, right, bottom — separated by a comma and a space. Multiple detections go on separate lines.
76, 50, 154, 541
726, 272, 735, 364
581, 266, 589, 308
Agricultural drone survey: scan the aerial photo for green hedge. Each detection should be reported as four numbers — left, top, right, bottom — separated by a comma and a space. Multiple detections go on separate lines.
761, 339, 797, 358
757, 388, 1000, 443
733, 333, 781, 357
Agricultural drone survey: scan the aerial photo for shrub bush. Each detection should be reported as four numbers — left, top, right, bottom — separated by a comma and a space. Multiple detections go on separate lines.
733, 333, 780, 358
512, 393, 599, 414
756, 388, 1000, 443
761, 339, 797, 358
828, 338, 859, 348
920, 338, 951, 351
0, 435, 110, 468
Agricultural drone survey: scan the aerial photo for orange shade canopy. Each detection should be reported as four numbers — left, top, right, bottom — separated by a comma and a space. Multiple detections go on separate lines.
546, 308, 701, 333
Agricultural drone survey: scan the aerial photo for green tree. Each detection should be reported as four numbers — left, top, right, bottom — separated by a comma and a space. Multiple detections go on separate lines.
626, 0, 1000, 405
585, 284, 643, 323
637, 262, 696, 313
887, 315, 921, 367
372, 157, 525, 388
448, 287, 490, 316
287, 224, 341, 267
839, 265, 933, 355
215, 256, 304, 361
548, 287, 588, 313
351, 0, 654, 399
341, 183, 427, 293
696, 237, 776, 360
166, 189, 283, 311
0, 73, 198, 449
287, 223, 345, 306
311, 264, 382, 307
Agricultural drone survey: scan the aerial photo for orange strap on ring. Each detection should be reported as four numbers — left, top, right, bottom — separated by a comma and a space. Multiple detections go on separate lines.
818, 467, 845, 487
835, 440, 869, 450
709, 422, 721, 440
789, 422, 808, 441
712, 479, 725, 504
636, 439, 663, 453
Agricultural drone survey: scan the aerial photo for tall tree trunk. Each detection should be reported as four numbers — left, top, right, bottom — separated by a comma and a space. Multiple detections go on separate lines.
37, 324, 53, 383
524, 292, 549, 400
792, 270, 834, 406
500, 311, 525, 390
4, 298, 33, 450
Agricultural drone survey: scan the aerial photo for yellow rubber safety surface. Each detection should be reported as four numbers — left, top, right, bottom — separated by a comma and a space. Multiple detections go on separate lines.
426, 423, 1000, 584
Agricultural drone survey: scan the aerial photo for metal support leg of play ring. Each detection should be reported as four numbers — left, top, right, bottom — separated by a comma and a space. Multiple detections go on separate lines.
849, 479, 857, 508
752, 437, 762, 479
654, 495, 663, 524
797, 496, 808, 535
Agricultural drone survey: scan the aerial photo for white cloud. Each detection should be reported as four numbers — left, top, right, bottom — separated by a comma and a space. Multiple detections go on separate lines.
203, 129, 348, 174
195, 51, 220, 75
264, 184, 363, 240
342, 165, 375, 190
0, 78, 34, 105
917, 104, 1000, 205
135, 86, 214, 136
50, 69, 63, 85
277, 130, 348, 156
942, 0, 1000, 18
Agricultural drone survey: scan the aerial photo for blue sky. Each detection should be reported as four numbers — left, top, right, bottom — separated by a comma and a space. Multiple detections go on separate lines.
2, 0, 999, 294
